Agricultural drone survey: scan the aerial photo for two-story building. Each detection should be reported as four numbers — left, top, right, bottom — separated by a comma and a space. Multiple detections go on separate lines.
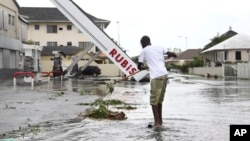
19, 7, 110, 52
19, 7, 120, 76
0, 0, 28, 79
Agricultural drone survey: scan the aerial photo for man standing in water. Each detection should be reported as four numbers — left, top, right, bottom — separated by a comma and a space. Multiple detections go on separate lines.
137, 35, 177, 128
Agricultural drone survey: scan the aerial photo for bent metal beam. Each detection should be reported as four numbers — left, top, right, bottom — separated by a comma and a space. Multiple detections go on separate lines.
49, 0, 148, 81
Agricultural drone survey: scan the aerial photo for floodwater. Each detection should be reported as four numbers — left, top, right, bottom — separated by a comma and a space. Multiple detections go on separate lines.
1, 74, 250, 141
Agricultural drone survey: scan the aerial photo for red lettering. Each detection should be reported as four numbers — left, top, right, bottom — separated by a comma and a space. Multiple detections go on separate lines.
129, 68, 137, 74
109, 48, 137, 74
121, 60, 128, 68
115, 54, 124, 63
109, 48, 117, 57
126, 64, 132, 71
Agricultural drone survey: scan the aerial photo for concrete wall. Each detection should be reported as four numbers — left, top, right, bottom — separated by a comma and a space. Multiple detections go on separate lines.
41, 57, 120, 77
28, 22, 98, 53
190, 64, 250, 79
98, 64, 120, 76
227, 49, 250, 62
189, 67, 222, 77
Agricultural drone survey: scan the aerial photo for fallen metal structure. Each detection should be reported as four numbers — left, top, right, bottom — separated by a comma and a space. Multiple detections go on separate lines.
49, 0, 148, 81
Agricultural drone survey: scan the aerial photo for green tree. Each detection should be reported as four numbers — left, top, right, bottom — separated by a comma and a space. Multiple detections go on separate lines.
203, 31, 237, 51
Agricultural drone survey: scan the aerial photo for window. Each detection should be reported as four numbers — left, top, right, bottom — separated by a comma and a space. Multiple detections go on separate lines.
67, 42, 72, 46
79, 42, 94, 49
34, 25, 39, 30
7, 14, 14, 26
0, 9, 3, 29
67, 25, 72, 30
47, 42, 57, 46
8, 14, 11, 24
3, 11, 8, 30
47, 25, 57, 33
224, 51, 228, 60
0, 49, 3, 68
11, 15, 14, 25
235, 51, 241, 60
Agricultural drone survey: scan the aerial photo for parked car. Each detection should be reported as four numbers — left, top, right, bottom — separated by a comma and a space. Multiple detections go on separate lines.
79, 65, 101, 77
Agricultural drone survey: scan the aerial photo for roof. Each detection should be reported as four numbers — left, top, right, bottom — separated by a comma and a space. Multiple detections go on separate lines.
13, 0, 20, 9
201, 33, 250, 53
174, 49, 202, 60
203, 28, 238, 50
41, 46, 83, 56
19, 7, 110, 27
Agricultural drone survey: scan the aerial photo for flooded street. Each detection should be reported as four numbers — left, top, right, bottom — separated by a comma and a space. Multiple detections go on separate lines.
1, 74, 250, 141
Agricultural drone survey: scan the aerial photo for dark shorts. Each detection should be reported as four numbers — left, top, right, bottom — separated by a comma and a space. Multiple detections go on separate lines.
150, 75, 168, 105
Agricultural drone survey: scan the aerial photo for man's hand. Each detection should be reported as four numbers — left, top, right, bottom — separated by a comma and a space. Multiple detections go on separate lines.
137, 62, 148, 70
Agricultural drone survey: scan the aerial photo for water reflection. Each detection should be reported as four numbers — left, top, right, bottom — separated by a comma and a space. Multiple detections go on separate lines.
3, 75, 250, 141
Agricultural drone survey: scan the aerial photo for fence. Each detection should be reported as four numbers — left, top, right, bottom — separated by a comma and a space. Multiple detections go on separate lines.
222, 64, 237, 79
13, 72, 35, 89
189, 63, 250, 79
237, 63, 250, 79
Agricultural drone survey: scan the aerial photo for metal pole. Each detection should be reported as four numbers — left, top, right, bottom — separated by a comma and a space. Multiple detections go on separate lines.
179, 36, 188, 49
185, 37, 188, 49
117, 21, 122, 76
31, 78, 34, 90
117, 21, 120, 46
14, 78, 16, 89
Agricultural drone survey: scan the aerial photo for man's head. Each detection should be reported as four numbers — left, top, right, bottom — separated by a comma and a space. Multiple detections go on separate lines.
140, 35, 151, 48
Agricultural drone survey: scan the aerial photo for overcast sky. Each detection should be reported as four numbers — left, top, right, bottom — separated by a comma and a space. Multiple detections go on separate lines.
16, 0, 250, 56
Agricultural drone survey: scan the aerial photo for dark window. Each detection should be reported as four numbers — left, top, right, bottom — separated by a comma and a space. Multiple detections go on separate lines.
235, 51, 241, 60
79, 42, 94, 50
7, 14, 14, 26
67, 42, 72, 46
224, 51, 228, 60
47, 25, 57, 33
47, 42, 57, 46
59, 27, 63, 30
34, 25, 39, 30
8, 14, 11, 24
67, 25, 72, 30
11, 16, 14, 25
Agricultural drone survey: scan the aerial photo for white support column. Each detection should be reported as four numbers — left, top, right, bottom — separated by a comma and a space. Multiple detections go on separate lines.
13, 78, 16, 89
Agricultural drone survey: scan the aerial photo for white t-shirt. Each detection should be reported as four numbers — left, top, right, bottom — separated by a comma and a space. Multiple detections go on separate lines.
138, 45, 168, 79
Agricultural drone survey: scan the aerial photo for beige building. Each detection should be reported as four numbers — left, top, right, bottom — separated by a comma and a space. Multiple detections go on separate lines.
20, 7, 110, 52
202, 33, 250, 67
0, 0, 28, 79
20, 7, 120, 76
